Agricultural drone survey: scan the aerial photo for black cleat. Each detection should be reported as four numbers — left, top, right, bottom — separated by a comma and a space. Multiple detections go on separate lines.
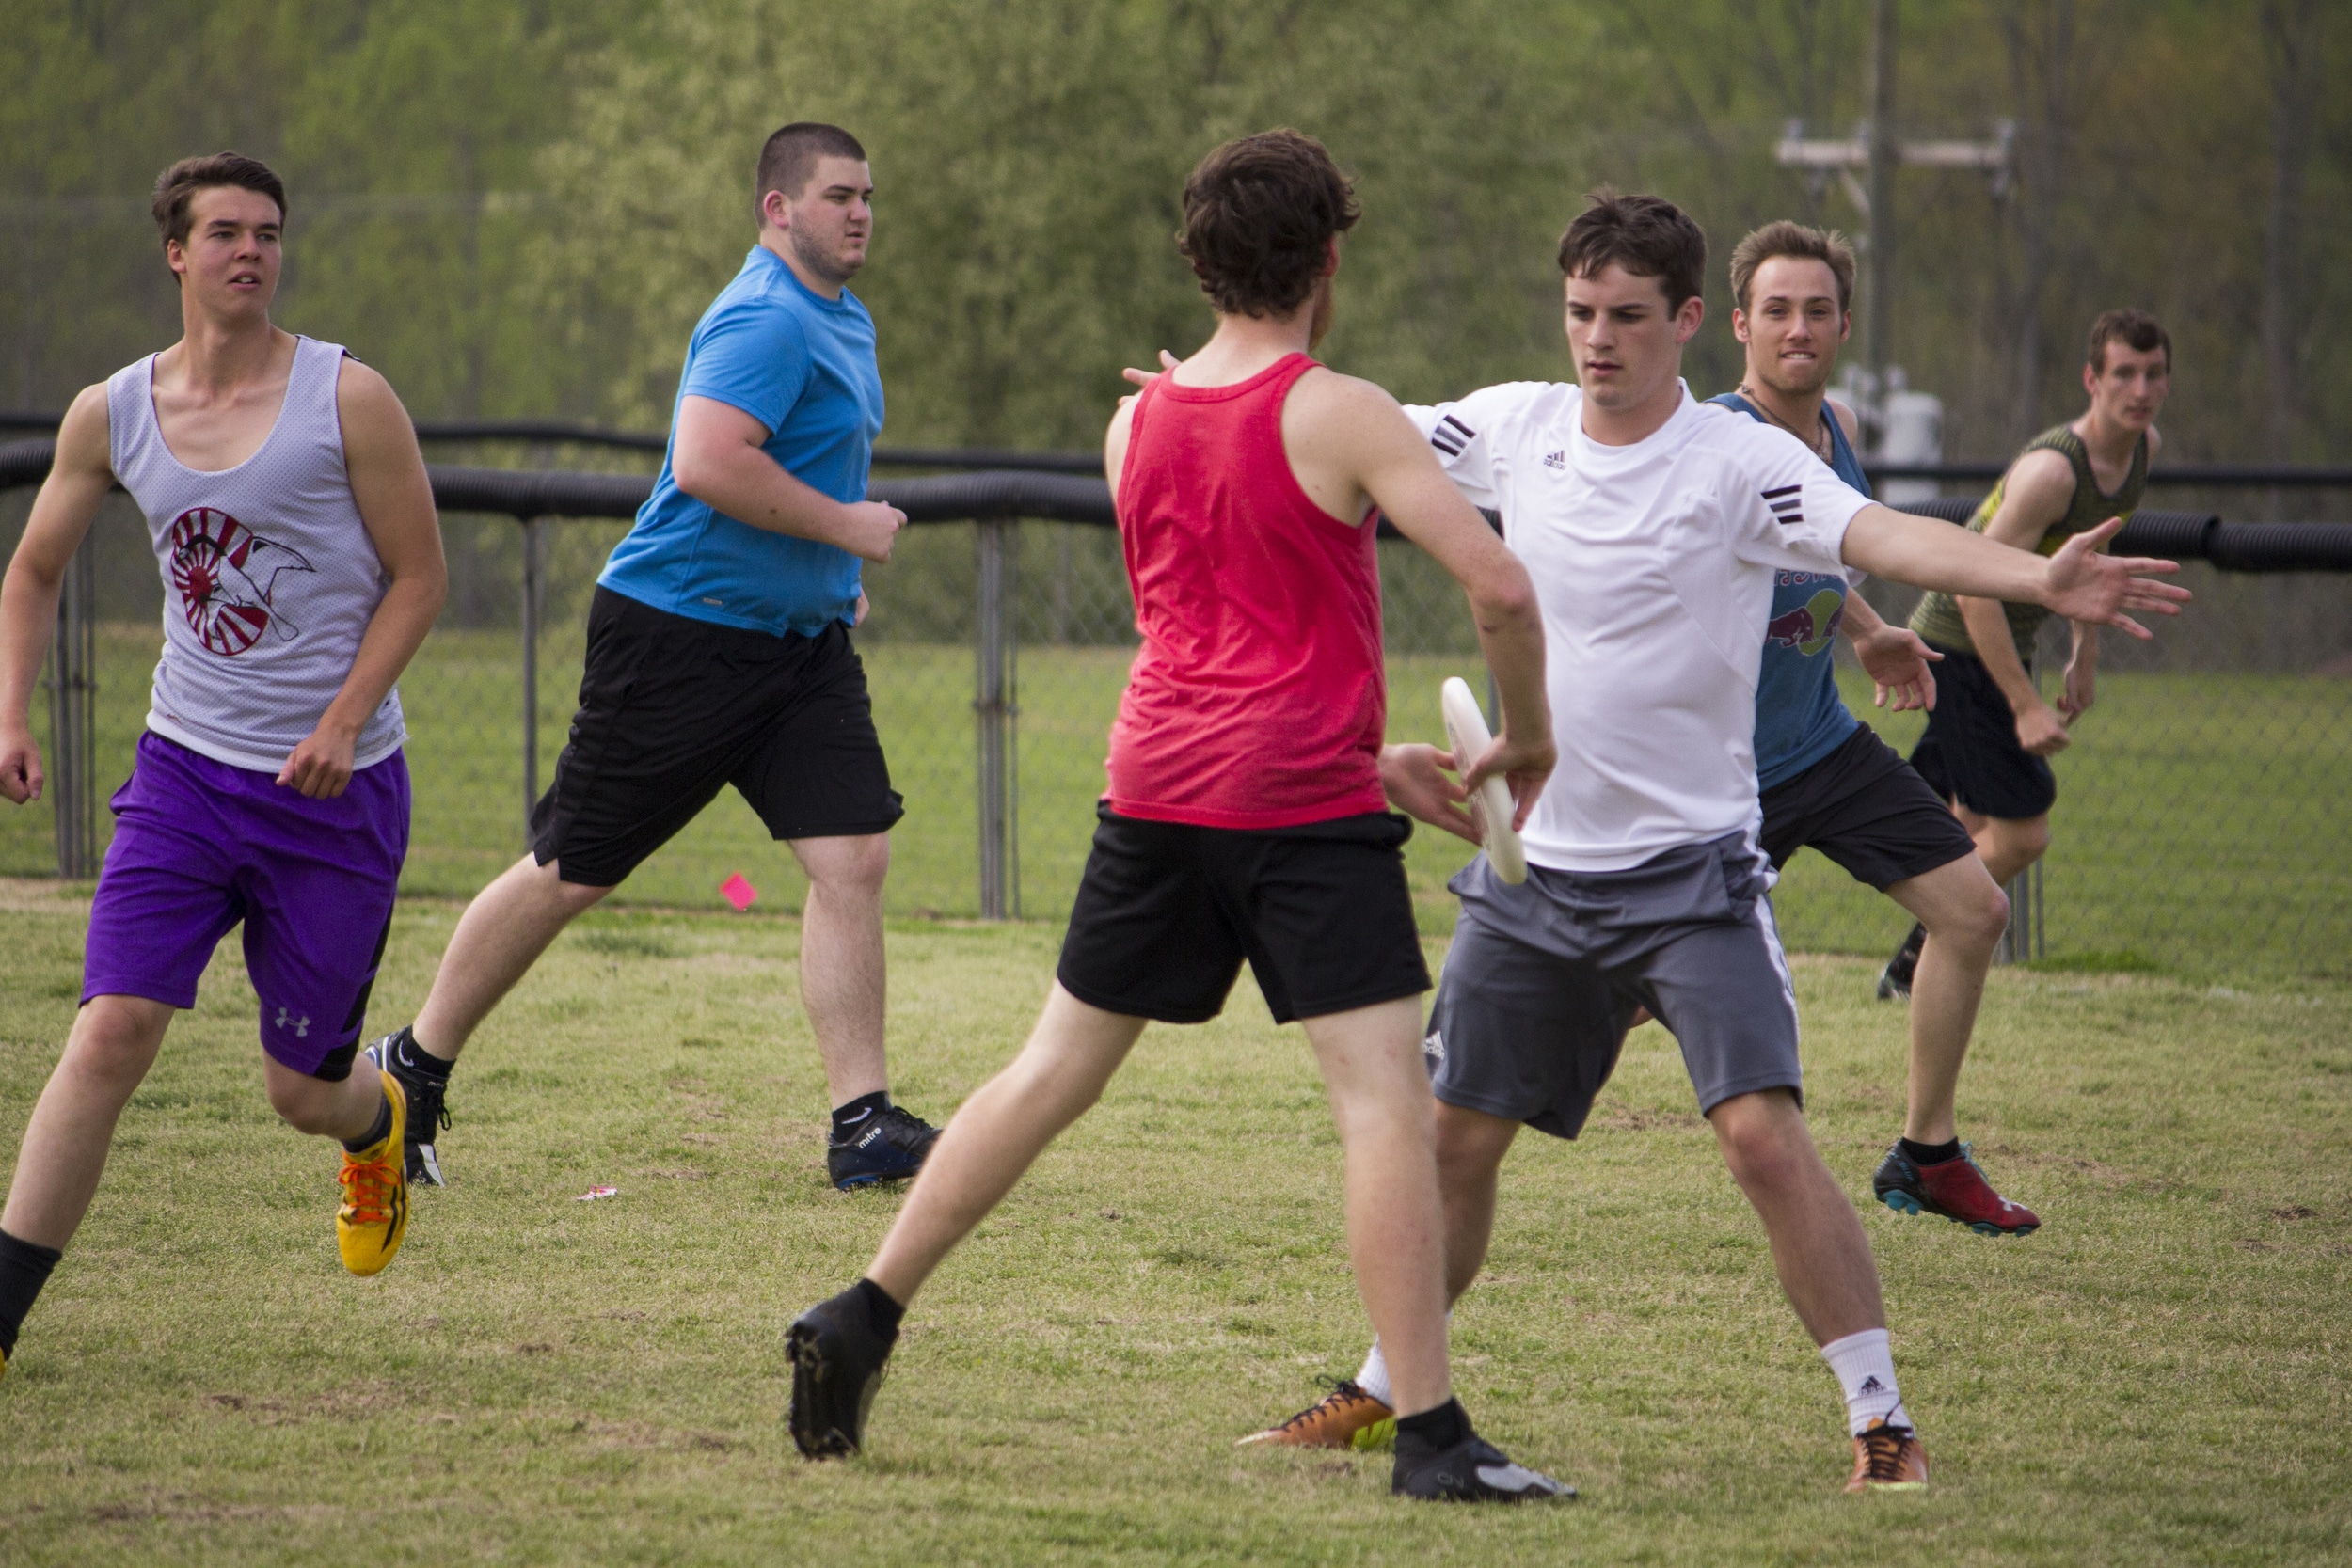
1393, 1427, 1572, 1503
1878, 922, 1927, 1001
827, 1104, 941, 1190
363, 1029, 450, 1187
787, 1286, 898, 1457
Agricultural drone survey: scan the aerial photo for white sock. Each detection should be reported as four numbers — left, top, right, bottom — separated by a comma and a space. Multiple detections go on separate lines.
1820, 1328, 1911, 1435
1354, 1339, 1392, 1408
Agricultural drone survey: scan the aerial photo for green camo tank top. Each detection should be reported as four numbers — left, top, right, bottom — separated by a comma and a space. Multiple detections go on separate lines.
1910, 422, 2147, 660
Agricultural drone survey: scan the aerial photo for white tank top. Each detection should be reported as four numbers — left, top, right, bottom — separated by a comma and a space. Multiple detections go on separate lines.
106, 336, 405, 773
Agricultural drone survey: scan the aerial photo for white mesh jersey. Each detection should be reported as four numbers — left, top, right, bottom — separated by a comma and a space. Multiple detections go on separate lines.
106, 337, 405, 774
1406, 380, 1871, 871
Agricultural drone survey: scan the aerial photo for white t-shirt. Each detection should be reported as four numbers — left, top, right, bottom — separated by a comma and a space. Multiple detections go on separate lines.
1406, 380, 1872, 871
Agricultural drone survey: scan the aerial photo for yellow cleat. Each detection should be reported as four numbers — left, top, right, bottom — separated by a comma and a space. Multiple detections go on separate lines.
336, 1069, 409, 1277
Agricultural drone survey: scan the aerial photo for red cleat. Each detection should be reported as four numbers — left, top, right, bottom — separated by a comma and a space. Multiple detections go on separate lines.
1873, 1142, 2040, 1236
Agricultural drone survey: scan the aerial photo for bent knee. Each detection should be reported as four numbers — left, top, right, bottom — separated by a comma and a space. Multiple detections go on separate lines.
803, 833, 891, 896
1995, 818, 2050, 864
1710, 1096, 1814, 1189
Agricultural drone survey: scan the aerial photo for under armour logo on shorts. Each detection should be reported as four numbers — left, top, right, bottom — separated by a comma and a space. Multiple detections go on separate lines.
274, 1006, 312, 1037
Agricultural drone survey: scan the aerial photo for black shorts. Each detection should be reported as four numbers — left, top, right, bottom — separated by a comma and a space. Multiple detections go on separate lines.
529, 587, 904, 886
1055, 806, 1431, 1025
1759, 725, 1980, 891
1906, 643, 2058, 820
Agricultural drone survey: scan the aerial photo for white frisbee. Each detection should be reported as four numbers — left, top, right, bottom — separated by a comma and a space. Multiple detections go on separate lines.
1439, 676, 1528, 884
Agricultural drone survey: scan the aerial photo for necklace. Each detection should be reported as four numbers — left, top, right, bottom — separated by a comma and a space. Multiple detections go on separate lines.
1738, 384, 1833, 463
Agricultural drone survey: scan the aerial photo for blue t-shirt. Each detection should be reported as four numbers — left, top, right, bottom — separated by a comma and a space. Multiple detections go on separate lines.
1708, 392, 1871, 789
600, 245, 884, 636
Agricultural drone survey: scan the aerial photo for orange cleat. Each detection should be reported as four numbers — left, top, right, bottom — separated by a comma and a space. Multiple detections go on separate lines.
1846, 1418, 1929, 1493
1238, 1379, 1395, 1449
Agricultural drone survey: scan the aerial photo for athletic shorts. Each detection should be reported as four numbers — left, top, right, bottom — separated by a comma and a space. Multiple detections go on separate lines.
1759, 725, 1979, 891
1906, 643, 2058, 820
1055, 806, 1431, 1025
84, 731, 407, 1080
531, 587, 904, 886
1424, 833, 1802, 1137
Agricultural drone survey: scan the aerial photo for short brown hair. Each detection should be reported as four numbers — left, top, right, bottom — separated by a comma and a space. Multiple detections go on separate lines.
151, 152, 286, 254
1728, 219, 1855, 314
1177, 130, 1360, 318
755, 122, 867, 221
1557, 189, 1707, 312
2087, 308, 2171, 374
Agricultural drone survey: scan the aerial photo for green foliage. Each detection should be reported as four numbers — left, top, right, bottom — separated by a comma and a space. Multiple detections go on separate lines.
14, 1, 2342, 469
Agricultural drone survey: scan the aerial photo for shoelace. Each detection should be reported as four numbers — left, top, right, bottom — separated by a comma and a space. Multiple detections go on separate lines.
1859, 1425, 1915, 1482
339, 1151, 401, 1227
1270, 1380, 1372, 1433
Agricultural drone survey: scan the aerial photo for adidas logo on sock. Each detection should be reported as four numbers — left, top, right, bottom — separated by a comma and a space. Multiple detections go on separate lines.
1858, 1375, 1886, 1395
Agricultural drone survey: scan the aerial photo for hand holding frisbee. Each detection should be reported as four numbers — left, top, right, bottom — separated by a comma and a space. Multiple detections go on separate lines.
1439, 676, 1529, 884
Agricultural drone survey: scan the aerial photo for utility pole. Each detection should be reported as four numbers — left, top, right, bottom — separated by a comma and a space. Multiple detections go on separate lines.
1866, 0, 1898, 385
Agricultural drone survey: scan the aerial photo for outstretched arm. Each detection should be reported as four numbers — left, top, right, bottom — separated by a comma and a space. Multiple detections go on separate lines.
276, 358, 448, 799
1840, 506, 2187, 640
0, 385, 114, 804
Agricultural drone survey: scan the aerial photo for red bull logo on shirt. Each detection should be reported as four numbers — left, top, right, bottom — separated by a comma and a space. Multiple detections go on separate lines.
168, 506, 314, 656
1764, 586, 1846, 658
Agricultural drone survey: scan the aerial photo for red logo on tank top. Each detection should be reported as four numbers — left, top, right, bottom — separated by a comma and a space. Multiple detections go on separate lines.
167, 507, 313, 656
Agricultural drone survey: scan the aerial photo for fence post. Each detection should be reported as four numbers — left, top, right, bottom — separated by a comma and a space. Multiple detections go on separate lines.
520, 516, 543, 845
49, 535, 97, 879
976, 518, 1012, 918
1994, 646, 2048, 964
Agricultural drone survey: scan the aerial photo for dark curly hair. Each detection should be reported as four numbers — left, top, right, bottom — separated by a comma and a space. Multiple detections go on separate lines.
1178, 130, 1359, 319
1557, 187, 1707, 313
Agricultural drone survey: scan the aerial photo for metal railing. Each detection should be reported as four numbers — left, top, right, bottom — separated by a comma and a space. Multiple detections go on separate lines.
2, 437, 2347, 978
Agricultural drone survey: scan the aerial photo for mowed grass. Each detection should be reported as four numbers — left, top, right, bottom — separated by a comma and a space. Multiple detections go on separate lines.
4, 628, 2346, 978
0, 887, 2346, 1564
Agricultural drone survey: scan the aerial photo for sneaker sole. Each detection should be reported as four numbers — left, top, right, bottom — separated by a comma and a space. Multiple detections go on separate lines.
1878, 1188, 2038, 1236
786, 1323, 872, 1458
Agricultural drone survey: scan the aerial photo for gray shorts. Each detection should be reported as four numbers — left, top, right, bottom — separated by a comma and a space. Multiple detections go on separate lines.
1424, 832, 1803, 1138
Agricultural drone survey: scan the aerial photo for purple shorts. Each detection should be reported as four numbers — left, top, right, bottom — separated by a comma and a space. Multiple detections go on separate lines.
84, 732, 410, 1079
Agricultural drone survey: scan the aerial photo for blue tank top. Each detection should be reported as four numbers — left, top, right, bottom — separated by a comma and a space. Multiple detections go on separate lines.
1708, 392, 1871, 789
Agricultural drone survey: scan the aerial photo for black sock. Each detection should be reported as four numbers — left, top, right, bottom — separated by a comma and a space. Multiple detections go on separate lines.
831, 1090, 891, 1139
0, 1228, 64, 1359
851, 1276, 904, 1339
389, 1026, 453, 1085
1395, 1396, 1470, 1451
342, 1086, 394, 1154
1900, 1136, 1963, 1167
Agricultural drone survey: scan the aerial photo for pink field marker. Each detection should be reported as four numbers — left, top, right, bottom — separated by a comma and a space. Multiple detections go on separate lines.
721, 872, 758, 911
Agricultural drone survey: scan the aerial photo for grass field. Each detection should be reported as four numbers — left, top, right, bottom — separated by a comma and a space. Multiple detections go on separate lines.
0, 887, 2346, 1564
2, 626, 2345, 977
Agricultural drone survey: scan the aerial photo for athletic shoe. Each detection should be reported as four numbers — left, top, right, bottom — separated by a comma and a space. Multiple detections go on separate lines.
336, 1070, 410, 1277
1874, 1141, 2041, 1236
1877, 923, 1926, 1001
787, 1286, 898, 1457
826, 1105, 941, 1190
1392, 1428, 1572, 1502
1237, 1379, 1395, 1449
362, 1030, 449, 1188
1846, 1417, 1929, 1492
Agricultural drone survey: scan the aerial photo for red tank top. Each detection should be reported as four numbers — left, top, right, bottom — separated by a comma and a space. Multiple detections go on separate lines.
1104, 352, 1388, 829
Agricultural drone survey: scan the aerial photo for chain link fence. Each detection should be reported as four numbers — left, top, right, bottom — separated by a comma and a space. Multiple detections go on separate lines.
2, 463, 2347, 981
